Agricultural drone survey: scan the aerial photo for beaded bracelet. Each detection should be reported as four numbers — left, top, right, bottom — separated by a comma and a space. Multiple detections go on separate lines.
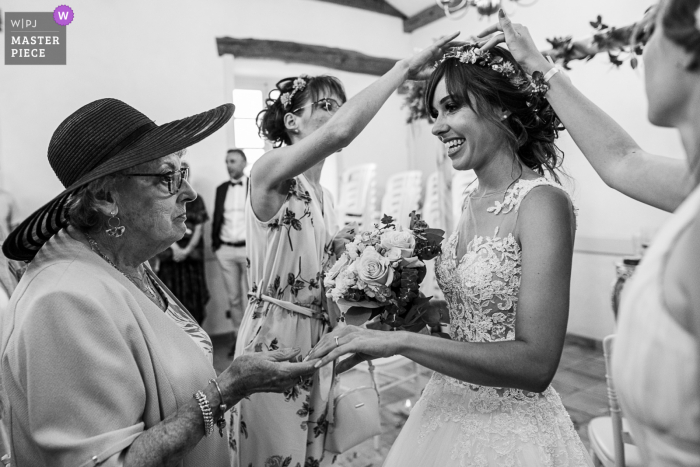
209, 378, 228, 437
193, 390, 214, 437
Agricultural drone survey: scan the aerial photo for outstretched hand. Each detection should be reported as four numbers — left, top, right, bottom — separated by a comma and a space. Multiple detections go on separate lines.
476, 9, 550, 75
307, 325, 404, 369
405, 31, 461, 81
221, 348, 319, 405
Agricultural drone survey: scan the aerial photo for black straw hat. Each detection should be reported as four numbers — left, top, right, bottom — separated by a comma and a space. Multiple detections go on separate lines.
2, 98, 234, 262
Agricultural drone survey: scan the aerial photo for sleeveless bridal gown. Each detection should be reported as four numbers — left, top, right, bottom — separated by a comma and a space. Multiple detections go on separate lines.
383, 178, 592, 467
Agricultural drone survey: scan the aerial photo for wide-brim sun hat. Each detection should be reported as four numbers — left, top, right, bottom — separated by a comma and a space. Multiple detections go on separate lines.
2, 98, 234, 262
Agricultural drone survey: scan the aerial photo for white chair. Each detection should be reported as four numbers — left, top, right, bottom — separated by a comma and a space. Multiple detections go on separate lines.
588, 335, 642, 467
380, 170, 423, 228
419, 172, 444, 300
337, 164, 377, 228
451, 169, 477, 225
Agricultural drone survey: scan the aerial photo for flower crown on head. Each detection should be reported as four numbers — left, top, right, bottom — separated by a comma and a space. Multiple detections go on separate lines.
279, 75, 309, 109
438, 44, 550, 101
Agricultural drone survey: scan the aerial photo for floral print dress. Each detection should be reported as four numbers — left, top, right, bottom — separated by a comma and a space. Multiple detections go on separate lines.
231, 175, 338, 467
383, 178, 592, 467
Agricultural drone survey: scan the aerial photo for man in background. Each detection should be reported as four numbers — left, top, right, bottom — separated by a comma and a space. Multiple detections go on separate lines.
212, 149, 248, 356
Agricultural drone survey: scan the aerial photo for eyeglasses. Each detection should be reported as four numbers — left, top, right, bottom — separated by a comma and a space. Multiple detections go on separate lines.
292, 98, 342, 114
125, 167, 190, 195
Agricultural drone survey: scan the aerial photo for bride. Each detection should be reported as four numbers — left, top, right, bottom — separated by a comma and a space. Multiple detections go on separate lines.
309, 43, 592, 466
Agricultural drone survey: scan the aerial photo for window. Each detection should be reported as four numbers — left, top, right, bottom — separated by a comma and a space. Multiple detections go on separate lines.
232, 88, 266, 167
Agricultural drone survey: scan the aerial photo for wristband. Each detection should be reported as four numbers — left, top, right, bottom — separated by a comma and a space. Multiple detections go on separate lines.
209, 378, 228, 437
543, 67, 560, 83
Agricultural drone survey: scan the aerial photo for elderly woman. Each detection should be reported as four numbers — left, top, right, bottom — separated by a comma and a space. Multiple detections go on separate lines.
0, 98, 317, 467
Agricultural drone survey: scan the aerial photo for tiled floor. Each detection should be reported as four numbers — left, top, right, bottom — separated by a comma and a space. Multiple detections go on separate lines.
212, 334, 605, 466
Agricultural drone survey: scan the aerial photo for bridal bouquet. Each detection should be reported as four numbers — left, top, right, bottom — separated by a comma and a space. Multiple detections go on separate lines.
324, 212, 445, 332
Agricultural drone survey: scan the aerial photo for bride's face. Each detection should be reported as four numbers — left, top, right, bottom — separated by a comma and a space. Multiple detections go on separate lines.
430, 78, 508, 171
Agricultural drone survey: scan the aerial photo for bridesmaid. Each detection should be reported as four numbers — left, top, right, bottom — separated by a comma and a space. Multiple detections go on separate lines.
230, 33, 459, 467
478, 3, 700, 465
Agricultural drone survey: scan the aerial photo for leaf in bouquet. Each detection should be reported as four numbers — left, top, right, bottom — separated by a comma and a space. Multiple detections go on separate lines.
423, 228, 445, 241
345, 306, 374, 326
380, 214, 395, 226
420, 306, 442, 327
416, 265, 427, 284
403, 295, 432, 324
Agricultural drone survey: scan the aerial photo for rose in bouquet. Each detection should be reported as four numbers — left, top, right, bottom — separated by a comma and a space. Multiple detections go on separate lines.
324, 211, 445, 332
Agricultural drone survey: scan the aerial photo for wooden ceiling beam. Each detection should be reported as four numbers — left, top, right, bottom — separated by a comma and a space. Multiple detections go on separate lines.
403, 4, 446, 33
217, 37, 399, 76
311, 0, 406, 18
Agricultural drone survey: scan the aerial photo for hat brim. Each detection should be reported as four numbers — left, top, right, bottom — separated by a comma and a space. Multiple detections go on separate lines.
3, 103, 234, 262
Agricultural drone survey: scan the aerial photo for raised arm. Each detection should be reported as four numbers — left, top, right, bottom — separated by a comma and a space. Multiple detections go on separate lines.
309, 187, 575, 393
477, 11, 693, 212
251, 33, 458, 220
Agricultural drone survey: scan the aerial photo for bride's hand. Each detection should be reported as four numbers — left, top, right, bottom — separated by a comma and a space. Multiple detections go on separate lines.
307, 325, 404, 368
476, 9, 551, 75
402, 32, 461, 81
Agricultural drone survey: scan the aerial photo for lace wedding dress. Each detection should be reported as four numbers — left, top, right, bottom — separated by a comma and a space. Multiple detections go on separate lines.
383, 178, 592, 467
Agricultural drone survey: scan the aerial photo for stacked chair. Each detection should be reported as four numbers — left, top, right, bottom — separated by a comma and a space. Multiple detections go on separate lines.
587, 335, 642, 466
380, 170, 423, 228
336, 163, 377, 228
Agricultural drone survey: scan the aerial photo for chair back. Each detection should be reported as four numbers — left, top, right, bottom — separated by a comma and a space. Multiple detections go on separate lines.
603, 335, 626, 467
421, 172, 441, 229
337, 164, 377, 228
380, 170, 423, 228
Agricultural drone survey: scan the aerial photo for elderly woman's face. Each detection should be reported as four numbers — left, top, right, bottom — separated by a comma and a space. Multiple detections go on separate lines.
117, 153, 196, 250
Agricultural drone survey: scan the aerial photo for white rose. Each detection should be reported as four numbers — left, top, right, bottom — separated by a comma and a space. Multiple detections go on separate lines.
384, 247, 402, 262
381, 230, 416, 258
345, 242, 359, 260
357, 246, 394, 287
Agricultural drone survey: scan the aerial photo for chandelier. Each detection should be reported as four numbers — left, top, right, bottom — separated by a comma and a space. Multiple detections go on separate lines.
435, 0, 540, 20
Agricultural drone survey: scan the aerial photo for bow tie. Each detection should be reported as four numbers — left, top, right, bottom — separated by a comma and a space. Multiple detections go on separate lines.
230, 180, 243, 187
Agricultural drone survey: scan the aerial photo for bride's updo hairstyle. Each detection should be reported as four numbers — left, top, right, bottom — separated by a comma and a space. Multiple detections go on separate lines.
257, 75, 347, 148
425, 45, 564, 182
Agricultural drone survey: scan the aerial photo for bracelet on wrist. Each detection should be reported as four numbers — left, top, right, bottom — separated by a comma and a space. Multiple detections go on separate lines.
193, 390, 214, 437
209, 378, 228, 438
543, 67, 560, 83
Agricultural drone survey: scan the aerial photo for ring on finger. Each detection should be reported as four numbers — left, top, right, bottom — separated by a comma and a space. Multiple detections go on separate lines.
334, 336, 340, 347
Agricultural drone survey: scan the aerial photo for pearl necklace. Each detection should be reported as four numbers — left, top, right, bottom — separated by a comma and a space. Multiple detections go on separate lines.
84, 233, 164, 308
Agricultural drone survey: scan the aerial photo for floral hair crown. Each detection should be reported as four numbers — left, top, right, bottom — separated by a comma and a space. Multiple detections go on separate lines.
438, 44, 549, 100
279, 75, 309, 109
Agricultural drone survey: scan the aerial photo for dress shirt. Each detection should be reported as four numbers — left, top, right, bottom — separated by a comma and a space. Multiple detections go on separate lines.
220, 175, 247, 244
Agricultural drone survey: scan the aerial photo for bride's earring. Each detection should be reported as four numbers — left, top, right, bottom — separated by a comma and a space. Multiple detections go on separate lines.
105, 210, 126, 237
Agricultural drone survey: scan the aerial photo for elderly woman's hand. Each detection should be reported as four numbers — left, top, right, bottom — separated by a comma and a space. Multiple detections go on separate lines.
218, 348, 318, 404
332, 222, 357, 258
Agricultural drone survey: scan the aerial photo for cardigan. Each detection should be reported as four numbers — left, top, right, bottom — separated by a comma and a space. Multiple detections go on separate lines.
0, 229, 229, 466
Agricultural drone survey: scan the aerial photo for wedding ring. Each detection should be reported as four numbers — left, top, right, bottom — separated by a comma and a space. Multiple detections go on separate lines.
335, 336, 340, 347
